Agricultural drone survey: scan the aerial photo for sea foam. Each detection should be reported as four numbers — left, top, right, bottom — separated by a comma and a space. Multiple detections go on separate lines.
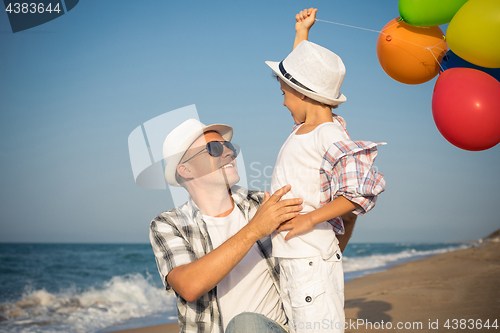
0, 273, 175, 333
343, 243, 471, 278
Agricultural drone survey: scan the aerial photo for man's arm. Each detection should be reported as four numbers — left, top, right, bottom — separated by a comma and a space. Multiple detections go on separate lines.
293, 8, 317, 49
167, 185, 302, 302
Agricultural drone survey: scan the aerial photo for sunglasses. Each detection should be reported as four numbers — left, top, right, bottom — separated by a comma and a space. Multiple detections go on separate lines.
182, 141, 239, 163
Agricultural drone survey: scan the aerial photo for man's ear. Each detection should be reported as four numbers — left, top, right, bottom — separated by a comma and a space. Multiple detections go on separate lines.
177, 163, 192, 180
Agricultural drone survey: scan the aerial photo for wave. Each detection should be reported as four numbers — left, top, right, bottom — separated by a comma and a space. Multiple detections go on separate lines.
343, 243, 471, 275
0, 273, 176, 333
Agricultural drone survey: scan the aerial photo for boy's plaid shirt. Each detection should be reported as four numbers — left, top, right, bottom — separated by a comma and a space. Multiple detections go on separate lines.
149, 186, 281, 333
294, 114, 386, 235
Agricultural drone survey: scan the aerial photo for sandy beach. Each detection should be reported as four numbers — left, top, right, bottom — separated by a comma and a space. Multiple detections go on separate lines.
111, 241, 500, 333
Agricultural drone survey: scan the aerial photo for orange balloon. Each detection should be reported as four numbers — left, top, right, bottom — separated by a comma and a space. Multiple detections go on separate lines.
376, 18, 448, 84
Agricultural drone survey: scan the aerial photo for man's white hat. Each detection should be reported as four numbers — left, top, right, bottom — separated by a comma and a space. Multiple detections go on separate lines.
163, 118, 233, 187
266, 40, 347, 106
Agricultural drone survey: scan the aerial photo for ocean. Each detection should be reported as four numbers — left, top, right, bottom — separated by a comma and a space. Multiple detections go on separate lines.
0, 242, 473, 333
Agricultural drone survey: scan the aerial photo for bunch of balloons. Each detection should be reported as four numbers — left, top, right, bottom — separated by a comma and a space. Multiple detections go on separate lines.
376, 0, 500, 151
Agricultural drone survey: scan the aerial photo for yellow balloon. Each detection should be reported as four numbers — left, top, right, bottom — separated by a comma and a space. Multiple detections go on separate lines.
447, 0, 500, 68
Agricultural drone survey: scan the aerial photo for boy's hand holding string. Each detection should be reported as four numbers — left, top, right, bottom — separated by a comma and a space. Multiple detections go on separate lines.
294, 8, 318, 49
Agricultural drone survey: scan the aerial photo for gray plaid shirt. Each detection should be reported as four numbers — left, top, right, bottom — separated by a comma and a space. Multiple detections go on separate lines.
150, 186, 281, 333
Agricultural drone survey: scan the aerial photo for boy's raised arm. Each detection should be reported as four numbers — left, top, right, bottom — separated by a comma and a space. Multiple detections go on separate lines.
293, 8, 318, 49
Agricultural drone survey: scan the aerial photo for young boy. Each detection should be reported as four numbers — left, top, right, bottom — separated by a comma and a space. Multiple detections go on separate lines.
265, 8, 386, 332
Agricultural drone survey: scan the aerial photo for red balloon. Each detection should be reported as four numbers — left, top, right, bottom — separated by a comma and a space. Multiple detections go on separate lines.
432, 68, 500, 151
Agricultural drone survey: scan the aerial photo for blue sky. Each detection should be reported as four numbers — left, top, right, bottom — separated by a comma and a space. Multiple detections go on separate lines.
0, 0, 498, 244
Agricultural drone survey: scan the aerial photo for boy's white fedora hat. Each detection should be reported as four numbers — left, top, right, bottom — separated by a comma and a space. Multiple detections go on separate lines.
266, 40, 347, 106
163, 118, 233, 187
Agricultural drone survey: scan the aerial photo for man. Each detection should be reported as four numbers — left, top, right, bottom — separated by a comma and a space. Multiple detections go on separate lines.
150, 119, 303, 333
150, 119, 358, 333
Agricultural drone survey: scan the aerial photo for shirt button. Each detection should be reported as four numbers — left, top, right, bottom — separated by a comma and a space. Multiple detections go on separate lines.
305, 296, 312, 303
309, 261, 313, 266
336, 253, 341, 259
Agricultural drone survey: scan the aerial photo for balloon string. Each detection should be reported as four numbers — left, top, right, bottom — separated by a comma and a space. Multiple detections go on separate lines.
316, 18, 424, 48
427, 46, 446, 72
315, 18, 383, 34
316, 18, 447, 71
382, 19, 402, 31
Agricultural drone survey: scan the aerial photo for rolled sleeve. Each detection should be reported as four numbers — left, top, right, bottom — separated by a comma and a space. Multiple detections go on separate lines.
320, 140, 386, 221
150, 215, 197, 292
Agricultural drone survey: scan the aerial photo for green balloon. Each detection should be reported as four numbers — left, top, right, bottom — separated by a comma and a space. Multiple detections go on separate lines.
399, 0, 469, 27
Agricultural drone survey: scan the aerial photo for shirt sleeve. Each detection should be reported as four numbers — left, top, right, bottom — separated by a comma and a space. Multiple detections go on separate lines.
320, 140, 386, 223
149, 212, 197, 292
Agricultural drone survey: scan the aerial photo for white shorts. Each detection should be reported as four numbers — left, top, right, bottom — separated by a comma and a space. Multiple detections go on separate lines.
279, 251, 345, 333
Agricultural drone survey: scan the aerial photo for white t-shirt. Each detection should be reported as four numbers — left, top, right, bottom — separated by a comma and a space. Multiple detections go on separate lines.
270, 121, 349, 260
203, 207, 286, 331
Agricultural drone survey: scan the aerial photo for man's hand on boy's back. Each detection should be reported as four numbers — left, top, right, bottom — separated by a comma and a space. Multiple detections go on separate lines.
294, 8, 317, 49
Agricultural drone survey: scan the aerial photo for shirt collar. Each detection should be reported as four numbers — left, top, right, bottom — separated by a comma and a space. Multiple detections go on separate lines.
185, 185, 249, 221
